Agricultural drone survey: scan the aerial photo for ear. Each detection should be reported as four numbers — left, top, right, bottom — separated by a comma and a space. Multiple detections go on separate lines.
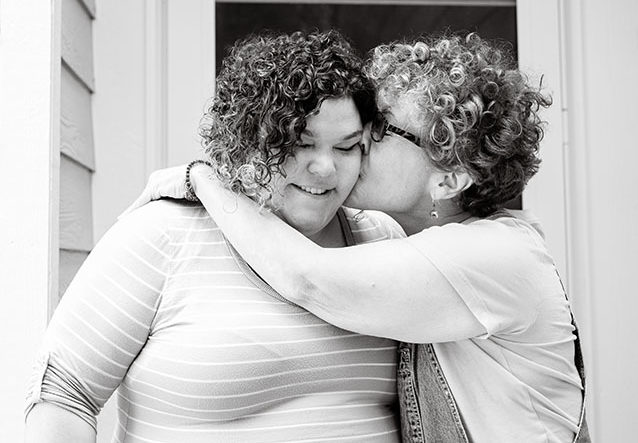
431, 170, 473, 200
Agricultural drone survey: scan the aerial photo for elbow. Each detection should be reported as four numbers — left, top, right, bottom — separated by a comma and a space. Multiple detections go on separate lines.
288, 261, 323, 308
289, 264, 369, 335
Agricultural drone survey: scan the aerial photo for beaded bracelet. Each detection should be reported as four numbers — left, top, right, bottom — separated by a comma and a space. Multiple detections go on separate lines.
184, 160, 213, 202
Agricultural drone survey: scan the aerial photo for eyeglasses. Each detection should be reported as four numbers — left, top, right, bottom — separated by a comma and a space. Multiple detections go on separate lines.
371, 112, 422, 146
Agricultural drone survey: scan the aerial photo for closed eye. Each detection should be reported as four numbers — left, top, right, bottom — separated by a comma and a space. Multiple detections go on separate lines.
335, 141, 361, 152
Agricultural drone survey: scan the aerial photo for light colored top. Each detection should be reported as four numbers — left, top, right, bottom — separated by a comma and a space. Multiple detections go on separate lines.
26, 200, 402, 443
407, 212, 583, 442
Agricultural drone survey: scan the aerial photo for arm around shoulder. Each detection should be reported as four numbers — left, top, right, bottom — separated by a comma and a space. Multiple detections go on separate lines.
291, 234, 486, 343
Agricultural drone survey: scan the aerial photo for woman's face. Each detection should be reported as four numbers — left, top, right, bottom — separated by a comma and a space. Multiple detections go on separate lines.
345, 98, 435, 216
270, 97, 363, 238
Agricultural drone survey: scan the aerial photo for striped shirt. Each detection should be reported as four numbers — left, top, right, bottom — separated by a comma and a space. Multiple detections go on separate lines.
26, 200, 404, 442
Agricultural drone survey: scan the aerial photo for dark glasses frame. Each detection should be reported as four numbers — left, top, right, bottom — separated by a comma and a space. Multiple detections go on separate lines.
371, 112, 422, 146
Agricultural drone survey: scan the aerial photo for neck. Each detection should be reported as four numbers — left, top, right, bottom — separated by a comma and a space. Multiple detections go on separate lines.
386, 207, 474, 236
306, 215, 346, 247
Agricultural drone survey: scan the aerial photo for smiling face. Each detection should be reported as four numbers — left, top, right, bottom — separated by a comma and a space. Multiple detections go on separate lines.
270, 97, 363, 238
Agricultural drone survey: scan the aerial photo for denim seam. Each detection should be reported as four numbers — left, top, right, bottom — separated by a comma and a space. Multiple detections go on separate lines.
425, 345, 469, 442
399, 344, 424, 443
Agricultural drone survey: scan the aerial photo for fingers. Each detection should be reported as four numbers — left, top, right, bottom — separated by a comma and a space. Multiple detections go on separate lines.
117, 163, 194, 220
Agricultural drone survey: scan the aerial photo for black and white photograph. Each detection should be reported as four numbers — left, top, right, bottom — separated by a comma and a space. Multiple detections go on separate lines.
1, 0, 636, 441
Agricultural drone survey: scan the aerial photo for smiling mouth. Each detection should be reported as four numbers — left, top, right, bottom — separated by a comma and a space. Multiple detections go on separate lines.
294, 184, 332, 196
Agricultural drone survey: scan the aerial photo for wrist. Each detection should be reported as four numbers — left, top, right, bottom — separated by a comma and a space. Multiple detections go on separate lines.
184, 160, 212, 201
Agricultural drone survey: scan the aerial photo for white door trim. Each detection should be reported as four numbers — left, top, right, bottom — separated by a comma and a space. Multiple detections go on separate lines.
144, 0, 169, 176
517, 0, 596, 435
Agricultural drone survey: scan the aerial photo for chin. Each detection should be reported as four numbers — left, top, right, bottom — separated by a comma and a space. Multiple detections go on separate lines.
344, 192, 369, 210
299, 212, 339, 236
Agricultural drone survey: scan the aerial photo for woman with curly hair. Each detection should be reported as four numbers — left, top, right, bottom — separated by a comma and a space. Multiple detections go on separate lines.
25, 31, 403, 442
137, 34, 589, 442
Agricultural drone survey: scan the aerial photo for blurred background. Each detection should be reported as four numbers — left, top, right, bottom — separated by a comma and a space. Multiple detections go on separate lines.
1, 0, 637, 441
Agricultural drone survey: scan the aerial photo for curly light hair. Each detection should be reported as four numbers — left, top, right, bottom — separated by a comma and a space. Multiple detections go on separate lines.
366, 33, 552, 217
200, 30, 375, 206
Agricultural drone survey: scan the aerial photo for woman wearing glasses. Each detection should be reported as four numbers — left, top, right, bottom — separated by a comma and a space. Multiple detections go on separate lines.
129, 34, 589, 442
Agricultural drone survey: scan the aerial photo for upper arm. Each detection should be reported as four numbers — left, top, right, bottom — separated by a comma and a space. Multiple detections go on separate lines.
26, 203, 174, 428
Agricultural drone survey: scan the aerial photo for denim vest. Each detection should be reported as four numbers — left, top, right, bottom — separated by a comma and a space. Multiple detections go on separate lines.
397, 283, 590, 442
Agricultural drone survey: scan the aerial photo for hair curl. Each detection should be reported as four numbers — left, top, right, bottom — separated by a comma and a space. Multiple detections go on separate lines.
200, 30, 375, 206
366, 33, 552, 217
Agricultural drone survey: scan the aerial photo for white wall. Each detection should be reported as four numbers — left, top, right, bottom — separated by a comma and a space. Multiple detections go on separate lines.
0, 1, 60, 441
93, 0, 215, 241
560, 0, 638, 440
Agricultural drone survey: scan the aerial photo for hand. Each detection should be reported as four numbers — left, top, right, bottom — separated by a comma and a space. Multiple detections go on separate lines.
119, 164, 188, 218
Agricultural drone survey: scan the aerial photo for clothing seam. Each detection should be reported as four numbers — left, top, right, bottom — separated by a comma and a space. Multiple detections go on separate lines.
424, 344, 469, 442
147, 207, 183, 333
497, 342, 552, 443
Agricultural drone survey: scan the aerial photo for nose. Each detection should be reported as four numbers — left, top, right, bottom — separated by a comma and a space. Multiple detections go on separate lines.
307, 150, 336, 178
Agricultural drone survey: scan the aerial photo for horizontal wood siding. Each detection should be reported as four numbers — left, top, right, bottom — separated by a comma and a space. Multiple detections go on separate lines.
58, 0, 95, 304
61, 0, 95, 91
58, 249, 90, 301
59, 154, 94, 252
61, 63, 95, 170
79, 0, 96, 18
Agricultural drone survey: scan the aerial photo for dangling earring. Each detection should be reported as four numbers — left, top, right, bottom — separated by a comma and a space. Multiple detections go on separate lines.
430, 200, 439, 219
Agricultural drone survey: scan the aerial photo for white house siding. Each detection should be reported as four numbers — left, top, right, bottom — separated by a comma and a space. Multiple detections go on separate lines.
58, 0, 96, 304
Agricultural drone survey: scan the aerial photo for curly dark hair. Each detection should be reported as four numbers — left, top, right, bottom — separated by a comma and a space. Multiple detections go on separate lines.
200, 30, 375, 206
366, 33, 552, 217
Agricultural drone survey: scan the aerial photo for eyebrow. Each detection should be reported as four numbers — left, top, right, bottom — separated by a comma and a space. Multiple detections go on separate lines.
301, 129, 363, 141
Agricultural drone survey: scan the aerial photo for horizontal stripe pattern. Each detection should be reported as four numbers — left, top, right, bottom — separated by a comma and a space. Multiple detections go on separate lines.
28, 201, 403, 442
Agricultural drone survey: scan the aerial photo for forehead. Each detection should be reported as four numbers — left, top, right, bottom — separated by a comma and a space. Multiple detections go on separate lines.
302, 97, 362, 138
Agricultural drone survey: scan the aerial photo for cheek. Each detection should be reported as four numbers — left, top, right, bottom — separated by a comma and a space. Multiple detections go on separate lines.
280, 155, 300, 177
339, 154, 362, 188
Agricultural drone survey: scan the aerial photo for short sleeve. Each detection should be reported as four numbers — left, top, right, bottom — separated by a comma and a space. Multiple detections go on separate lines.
25, 201, 176, 429
406, 217, 548, 338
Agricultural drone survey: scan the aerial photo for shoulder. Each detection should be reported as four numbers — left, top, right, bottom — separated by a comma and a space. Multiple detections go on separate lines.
406, 213, 558, 301
410, 211, 546, 257
101, 199, 219, 253
408, 214, 560, 336
120, 199, 217, 232
341, 207, 406, 245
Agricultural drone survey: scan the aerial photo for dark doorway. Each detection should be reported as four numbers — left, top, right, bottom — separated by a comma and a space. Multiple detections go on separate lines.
216, 2, 517, 72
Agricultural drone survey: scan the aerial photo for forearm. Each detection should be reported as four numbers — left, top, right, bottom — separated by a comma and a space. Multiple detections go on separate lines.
191, 165, 319, 304
25, 403, 96, 443
191, 166, 485, 342
191, 167, 415, 339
